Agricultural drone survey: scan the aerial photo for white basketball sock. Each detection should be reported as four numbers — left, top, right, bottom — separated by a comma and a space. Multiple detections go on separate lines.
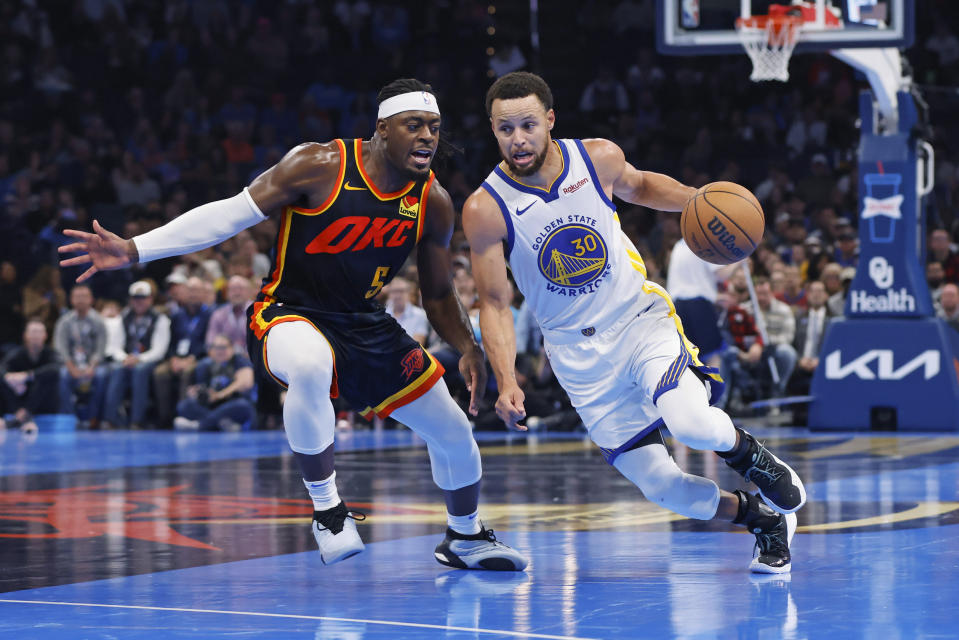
448, 509, 481, 535
304, 472, 341, 512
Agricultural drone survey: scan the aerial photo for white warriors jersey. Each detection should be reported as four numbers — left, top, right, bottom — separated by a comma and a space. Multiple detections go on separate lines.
482, 138, 666, 345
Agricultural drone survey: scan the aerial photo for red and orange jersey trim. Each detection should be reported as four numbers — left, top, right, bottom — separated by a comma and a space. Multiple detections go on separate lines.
260, 210, 294, 298
415, 172, 435, 244
288, 139, 346, 216
359, 353, 445, 420
251, 304, 340, 398
354, 138, 416, 201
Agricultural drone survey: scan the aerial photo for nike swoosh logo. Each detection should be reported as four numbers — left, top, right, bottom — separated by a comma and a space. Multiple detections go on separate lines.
515, 202, 535, 216
343, 181, 366, 191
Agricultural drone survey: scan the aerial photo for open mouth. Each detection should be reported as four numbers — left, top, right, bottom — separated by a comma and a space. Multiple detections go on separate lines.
410, 149, 433, 167
512, 151, 534, 166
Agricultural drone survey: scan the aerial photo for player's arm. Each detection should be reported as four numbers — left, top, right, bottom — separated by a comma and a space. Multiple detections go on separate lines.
59, 142, 338, 282
462, 188, 527, 431
416, 181, 488, 416
583, 138, 696, 211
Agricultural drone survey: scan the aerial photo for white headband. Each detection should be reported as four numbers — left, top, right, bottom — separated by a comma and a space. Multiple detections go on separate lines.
377, 91, 441, 120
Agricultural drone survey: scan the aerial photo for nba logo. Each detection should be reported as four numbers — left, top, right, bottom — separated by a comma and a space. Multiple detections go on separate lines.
682, 0, 700, 28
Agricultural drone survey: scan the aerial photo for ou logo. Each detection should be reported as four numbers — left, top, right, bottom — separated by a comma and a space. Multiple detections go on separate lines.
868, 256, 894, 289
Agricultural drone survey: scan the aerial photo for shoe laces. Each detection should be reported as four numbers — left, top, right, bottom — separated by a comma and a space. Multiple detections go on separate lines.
743, 442, 785, 486
753, 518, 788, 557
450, 526, 499, 543
315, 503, 367, 534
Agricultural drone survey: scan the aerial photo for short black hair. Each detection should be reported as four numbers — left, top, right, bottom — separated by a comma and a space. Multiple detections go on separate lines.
485, 71, 554, 116
376, 77, 462, 162
377, 78, 433, 106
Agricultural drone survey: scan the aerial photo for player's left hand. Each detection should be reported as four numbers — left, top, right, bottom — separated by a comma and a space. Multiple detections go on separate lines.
458, 346, 488, 416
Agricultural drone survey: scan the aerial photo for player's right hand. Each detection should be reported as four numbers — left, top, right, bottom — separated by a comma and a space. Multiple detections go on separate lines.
58, 220, 135, 282
495, 384, 527, 431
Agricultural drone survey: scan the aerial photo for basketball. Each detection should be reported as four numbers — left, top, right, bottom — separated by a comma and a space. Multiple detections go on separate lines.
680, 181, 765, 265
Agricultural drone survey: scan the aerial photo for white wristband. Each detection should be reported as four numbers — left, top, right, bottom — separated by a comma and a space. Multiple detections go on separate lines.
133, 188, 266, 263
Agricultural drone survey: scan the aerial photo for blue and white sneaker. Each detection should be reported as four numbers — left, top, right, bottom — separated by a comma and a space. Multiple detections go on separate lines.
735, 490, 797, 574
724, 428, 806, 514
434, 526, 528, 571
312, 502, 366, 565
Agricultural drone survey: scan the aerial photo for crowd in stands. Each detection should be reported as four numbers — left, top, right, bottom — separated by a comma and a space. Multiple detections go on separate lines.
1, 0, 958, 432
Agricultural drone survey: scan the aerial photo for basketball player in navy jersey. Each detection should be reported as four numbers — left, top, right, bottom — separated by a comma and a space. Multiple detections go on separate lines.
59, 78, 527, 571
464, 71, 805, 573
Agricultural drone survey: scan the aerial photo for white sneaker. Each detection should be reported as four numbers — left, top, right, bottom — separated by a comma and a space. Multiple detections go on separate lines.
173, 417, 200, 430
434, 526, 528, 571
312, 502, 366, 565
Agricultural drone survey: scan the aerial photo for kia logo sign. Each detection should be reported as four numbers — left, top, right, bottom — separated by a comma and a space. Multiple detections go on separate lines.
824, 349, 940, 380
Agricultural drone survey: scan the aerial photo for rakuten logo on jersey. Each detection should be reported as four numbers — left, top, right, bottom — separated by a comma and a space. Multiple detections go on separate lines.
824, 349, 940, 380
562, 177, 589, 195
305, 216, 415, 254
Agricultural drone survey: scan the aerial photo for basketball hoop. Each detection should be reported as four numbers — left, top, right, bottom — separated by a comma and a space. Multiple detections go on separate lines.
735, 14, 804, 82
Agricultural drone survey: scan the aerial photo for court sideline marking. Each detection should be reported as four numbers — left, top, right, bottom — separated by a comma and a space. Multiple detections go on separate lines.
0, 599, 598, 640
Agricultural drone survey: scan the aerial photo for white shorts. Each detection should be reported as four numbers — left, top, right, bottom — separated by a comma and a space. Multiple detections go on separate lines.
544, 292, 722, 451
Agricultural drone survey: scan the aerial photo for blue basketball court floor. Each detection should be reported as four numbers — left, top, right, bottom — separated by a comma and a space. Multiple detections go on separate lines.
1, 423, 957, 639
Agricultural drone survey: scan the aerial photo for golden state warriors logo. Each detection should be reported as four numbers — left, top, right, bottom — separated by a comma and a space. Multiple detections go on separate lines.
538, 224, 608, 288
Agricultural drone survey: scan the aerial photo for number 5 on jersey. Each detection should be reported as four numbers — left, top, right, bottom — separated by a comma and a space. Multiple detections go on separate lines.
366, 266, 390, 299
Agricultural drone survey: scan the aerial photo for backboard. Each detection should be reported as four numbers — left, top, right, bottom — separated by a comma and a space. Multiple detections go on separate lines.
656, 0, 914, 55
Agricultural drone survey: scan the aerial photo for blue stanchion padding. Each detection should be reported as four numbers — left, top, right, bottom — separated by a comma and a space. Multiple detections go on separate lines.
845, 91, 934, 319
809, 318, 959, 430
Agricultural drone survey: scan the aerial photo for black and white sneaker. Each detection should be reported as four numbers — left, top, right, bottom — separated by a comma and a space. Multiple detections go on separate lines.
434, 526, 528, 571
723, 427, 806, 514
734, 490, 797, 574
312, 502, 366, 565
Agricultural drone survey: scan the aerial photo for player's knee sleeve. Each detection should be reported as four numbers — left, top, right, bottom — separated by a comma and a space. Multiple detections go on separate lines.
266, 321, 336, 455
391, 378, 481, 491
658, 369, 736, 452
613, 444, 720, 520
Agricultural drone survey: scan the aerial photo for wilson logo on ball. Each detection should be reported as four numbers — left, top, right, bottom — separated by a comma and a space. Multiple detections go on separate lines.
706, 216, 746, 259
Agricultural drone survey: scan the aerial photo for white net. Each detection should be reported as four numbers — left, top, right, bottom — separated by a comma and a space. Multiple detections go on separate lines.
736, 16, 803, 82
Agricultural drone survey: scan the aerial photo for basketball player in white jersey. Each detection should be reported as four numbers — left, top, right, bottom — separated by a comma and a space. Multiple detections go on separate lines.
464, 71, 806, 573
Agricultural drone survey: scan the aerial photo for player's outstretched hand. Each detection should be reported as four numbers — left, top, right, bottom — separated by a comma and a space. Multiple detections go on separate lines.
59, 220, 136, 282
495, 384, 527, 431
458, 346, 489, 416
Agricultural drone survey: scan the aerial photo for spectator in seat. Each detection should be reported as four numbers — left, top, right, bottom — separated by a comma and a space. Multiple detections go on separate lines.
102, 280, 170, 428
717, 293, 764, 414
0, 319, 61, 434
754, 277, 798, 400
791, 280, 834, 395
53, 284, 108, 427
384, 276, 429, 345
206, 275, 253, 353
154, 276, 211, 428
937, 283, 959, 332
174, 334, 255, 431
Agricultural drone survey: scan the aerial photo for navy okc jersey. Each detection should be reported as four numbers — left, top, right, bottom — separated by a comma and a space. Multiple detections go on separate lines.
253, 138, 434, 325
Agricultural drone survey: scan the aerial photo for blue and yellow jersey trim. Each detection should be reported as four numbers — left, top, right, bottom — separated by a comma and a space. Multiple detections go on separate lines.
492, 140, 570, 202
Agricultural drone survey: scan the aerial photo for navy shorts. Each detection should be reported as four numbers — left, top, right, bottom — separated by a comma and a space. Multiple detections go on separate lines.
673, 297, 724, 359
247, 300, 444, 419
